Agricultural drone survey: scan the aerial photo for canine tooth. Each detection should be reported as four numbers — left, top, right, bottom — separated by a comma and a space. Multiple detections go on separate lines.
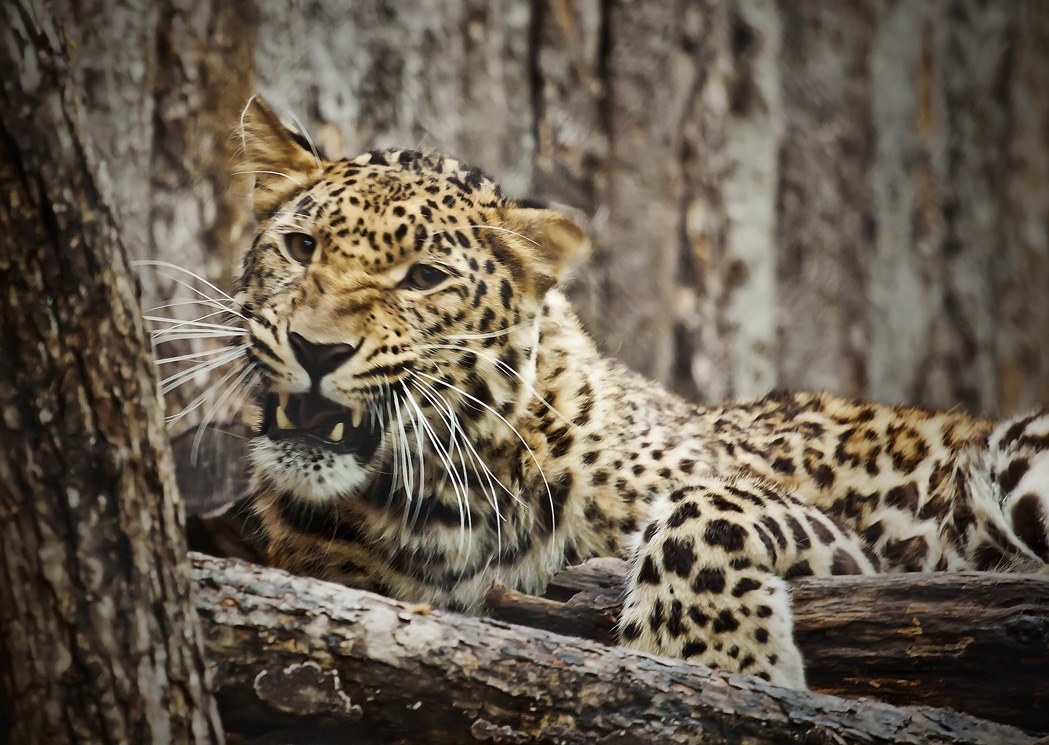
351, 406, 364, 429
278, 392, 290, 410
276, 406, 294, 430
329, 422, 345, 442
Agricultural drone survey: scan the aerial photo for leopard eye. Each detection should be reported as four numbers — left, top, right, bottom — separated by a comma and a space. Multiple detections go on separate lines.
401, 263, 449, 291
284, 232, 317, 264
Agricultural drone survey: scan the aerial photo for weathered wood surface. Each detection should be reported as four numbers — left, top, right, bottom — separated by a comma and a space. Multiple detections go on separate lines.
194, 555, 1035, 745
0, 4, 223, 743
486, 558, 1049, 734
177, 462, 1049, 736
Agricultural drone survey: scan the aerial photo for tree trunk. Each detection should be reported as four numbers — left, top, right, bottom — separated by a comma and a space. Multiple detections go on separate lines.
245, 0, 1049, 418
485, 558, 1049, 735
146, 0, 258, 429
57, 0, 1044, 487
58, 0, 258, 429
0, 4, 223, 743
193, 555, 1035, 745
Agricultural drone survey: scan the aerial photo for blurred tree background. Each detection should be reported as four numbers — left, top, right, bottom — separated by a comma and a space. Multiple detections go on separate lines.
65, 0, 1049, 425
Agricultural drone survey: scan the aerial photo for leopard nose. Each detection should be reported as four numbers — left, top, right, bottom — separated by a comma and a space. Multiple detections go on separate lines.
288, 331, 358, 383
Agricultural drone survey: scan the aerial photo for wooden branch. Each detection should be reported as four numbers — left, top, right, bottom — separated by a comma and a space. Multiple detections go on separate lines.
485, 558, 1049, 735
192, 555, 1035, 745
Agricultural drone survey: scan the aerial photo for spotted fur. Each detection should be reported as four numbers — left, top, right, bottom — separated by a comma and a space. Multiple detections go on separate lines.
233, 98, 1049, 689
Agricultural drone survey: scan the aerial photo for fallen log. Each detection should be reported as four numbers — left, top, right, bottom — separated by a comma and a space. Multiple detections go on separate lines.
193, 555, 1034, 745
485, 558, 1049, 734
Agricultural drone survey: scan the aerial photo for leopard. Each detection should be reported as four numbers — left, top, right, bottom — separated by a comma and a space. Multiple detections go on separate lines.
229, 96, 1049, 689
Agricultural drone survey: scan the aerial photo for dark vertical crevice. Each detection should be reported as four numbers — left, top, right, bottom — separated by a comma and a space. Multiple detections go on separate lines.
587, 0, 616, 321
595, 0, 615, 170
670, 3, 709, 403
841, 2, 877, 400
989, 10, 1018, 414
150, 0, 173, 260
771, 0, 794, 388
526, 0, 545, 182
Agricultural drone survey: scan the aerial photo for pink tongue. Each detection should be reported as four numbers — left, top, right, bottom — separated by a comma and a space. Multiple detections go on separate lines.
297, 394, 342, 430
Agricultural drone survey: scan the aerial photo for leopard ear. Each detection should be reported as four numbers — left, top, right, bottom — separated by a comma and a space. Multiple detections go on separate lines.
509, 205, 590, 292
239, 96, 323, 219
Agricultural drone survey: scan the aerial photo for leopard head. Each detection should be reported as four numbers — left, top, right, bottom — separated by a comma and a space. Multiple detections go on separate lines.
235, 97, 588, 506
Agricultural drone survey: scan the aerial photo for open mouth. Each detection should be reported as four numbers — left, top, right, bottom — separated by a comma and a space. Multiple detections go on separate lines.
260, 391, 382, 459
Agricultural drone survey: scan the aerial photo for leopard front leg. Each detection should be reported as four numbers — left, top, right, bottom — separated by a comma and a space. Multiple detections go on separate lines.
987, 409, 1049, 567
620, 474, 877, 688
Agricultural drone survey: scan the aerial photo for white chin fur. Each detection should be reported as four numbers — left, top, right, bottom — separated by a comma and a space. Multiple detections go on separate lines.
250, 436, 370, 504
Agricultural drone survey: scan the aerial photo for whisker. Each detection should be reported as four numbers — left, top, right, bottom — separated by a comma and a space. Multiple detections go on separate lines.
142, 269, 248, 322
283, 107, 323, 173
160, 347, 245, 395
411, 377, 516, 504
165, 359, 245, 428
151, 331, 247, 344
391, 386, 415, 511
232, 169, 305, 187
401, 383, 472, 558
416, 385, 475, 555
391, 394, 416, 503
414, 343, 575, 433
191, 363, 257, 464
383, 394, 402, 508
146, 298, 235, 315
146, 315, 244, 334
400, 399, 428, 532
239, 93, 258, 144
443, 321, 529, 341
410, 369, 554, 531
132, 260, 243, 308
159, 350, 242, 390
145, 307, 237, 324
411, 379, 507, 554
200, 426, 251, 441
155, 343, 250, 366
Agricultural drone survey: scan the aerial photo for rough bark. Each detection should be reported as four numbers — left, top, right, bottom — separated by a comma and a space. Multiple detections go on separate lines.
147, 0, 258, 428
107, 1, 1049, 433
57, 0, 257, 427
486, 558, 1049, 735
996, 2, 1049, 412
772, 1, 875, 398
0, 4, 223, 743
241, 1, 1049, 418
681, 0, 1049, 414
194, 555, 1035, 745
62, 0, 158, 269
574, 1, 691, 385
791, 572, 1049, 735
254, 0, 535, 192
